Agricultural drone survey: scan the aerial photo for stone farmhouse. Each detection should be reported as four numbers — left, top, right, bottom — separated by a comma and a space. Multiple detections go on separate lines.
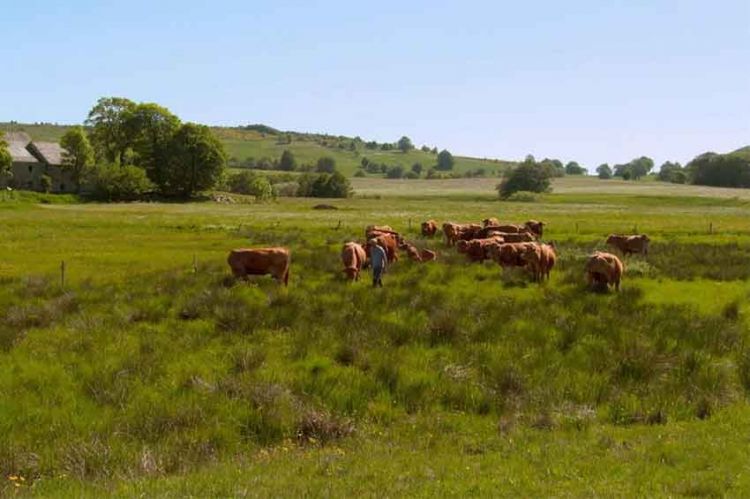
1, 132, 75, 193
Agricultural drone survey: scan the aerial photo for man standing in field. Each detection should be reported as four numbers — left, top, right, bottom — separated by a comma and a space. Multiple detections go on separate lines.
368, 238, 387, 287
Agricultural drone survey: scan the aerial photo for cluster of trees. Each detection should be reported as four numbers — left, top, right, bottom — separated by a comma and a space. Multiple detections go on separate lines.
46, 97, 228, 200
686, 150, 750, 188
357, 149, 455, 179
594, 148, 750, 188
613, 157, 654, 180
531, 157, 588, 178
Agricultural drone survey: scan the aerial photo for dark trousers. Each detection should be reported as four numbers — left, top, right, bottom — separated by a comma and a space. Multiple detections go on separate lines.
372, 266, 384, 287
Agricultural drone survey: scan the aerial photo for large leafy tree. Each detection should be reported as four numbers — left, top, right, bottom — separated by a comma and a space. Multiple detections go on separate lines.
596, 163, 613, 179
436, 149, 454, 170
85, 97, 137, 165
129, 103, 181, 187
497, 157, 551, 198
397, 136, 414, 153
164, 123, 227, 197
565, 161, 586, 175
60, 126, 95, 192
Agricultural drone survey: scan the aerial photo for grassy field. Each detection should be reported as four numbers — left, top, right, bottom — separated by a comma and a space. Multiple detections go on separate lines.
2, 179, 750, 496
2, 123, 513, 177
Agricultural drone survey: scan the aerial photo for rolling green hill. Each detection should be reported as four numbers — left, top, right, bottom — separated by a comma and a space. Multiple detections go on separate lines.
1, 122, 515, 177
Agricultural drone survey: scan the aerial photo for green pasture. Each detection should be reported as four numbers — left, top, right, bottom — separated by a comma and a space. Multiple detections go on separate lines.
1, 178, 750, 496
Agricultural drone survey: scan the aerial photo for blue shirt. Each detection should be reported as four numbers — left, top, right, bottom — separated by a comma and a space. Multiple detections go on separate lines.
370, 244, 387, 270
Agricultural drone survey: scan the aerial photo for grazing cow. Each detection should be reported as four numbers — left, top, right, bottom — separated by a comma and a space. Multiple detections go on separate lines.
365, 233, 399, 263
525, 220, 545, 239
420, 249, 437, 262
456, 224, 484, 242
443, 222, 481, 246
458, 236, 504, 262
539, 243, 556, 281
421, 220, 438, 237
227, 247, 291, 286
487, 242, 537, 269
443, 222, 460, 246
606, 234, 650, 256
482, 217, 500, 228
585, 251, 624, 291
341, 242, 367, 281
484, 231, 536, 243
519, 243, 545, 282
400, 242, 423, 262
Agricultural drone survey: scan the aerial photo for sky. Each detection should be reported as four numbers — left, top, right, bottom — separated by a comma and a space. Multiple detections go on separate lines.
2, 0, 749, 169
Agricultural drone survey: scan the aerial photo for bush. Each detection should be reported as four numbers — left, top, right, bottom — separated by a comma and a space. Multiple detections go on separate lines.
404, 171, 420, 179
386, 165, 405, 179
86, 164, 154, 201
497, 160, 552, 199
354, 170, 366, 178
41, 174, 52, 193
505, 191, 539, 202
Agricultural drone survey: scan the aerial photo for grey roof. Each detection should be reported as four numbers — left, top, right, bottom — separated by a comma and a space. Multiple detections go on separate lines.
28, 141, 67, 166
2, 132, 37, 163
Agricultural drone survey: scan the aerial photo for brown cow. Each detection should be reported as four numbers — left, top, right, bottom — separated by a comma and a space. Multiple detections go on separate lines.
228, 247, 290, 286
606, 234, 650, 256
400, 242, 423, 262
524, 220, 545, 239
585, 251, 624, 291
487, 242, 537, 269
443, 222, 481, 246
482, 217, 500, 228
484, 231, 536, 243
539, 243, 556, 281
518, 243, 545, 281
420, 249, 437, 262
365, 233, 399, 263
421, 220, 438, 237
458, 236, 504, 262
456, 224, 483, 242
341, 242, 367, 281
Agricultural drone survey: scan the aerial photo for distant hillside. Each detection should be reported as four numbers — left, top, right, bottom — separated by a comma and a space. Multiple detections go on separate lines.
1, 122, 515, 177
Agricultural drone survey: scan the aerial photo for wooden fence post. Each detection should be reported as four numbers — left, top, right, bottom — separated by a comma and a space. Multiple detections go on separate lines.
193, 254, 198, 273
60, 260, 66, 289
709, 222, 713, 234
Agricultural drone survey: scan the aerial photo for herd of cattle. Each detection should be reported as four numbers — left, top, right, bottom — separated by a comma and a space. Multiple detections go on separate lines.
227, 217, 651, 292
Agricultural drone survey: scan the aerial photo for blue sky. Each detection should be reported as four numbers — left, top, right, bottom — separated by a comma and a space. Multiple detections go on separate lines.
2, 0, 748, 169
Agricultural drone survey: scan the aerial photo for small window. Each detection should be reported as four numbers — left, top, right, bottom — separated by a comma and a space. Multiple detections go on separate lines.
60, 183, 66, 191
28, 165, 33, 173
